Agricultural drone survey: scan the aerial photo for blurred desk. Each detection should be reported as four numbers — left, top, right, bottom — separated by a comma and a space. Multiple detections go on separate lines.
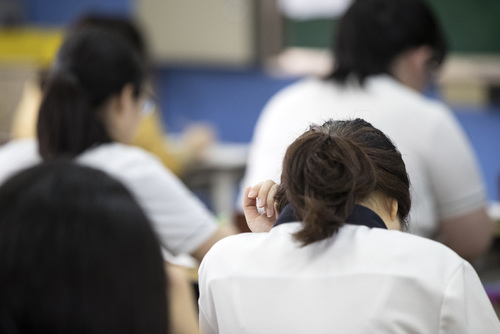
439, 54, 500, 106
160, 143, 248, 273
182, 142, 248, 223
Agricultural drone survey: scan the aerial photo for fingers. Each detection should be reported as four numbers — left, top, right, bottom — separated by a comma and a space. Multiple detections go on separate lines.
247, 182, 262, 199
244, 182, 280, 233
243, 186, 260, 223
260, 180, 278, 218
247, 180, 278, 219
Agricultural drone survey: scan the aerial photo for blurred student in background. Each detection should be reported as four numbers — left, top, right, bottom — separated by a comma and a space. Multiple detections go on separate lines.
0, 27, 229, 262
201, 119, 500, 333
239, 0, 494, 260
10, 13, 215, 177
0, 162, 198, 333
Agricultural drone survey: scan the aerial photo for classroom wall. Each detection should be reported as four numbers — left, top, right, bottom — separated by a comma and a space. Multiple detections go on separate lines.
154, 67, 297, 142
10, 0, 500, 201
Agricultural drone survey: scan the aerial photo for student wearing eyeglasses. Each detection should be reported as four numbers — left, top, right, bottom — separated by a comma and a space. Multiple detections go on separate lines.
0, 27, 228, 263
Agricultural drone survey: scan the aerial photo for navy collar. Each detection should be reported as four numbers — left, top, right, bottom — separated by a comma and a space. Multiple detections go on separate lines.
273, 204, 387, 229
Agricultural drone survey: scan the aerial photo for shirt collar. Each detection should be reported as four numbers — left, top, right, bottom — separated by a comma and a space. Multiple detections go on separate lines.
273, 204, 387, 230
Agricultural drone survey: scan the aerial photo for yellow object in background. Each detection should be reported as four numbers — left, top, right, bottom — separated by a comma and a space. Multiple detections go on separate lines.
132, 113, 182, 175
0, 27, 63, 67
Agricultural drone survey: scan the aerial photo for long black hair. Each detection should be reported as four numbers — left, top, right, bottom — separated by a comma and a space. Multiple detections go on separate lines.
0, 161, 168, 333
37, 27, 146, 159
69, 13, 148, 63
329, 0, 447, 85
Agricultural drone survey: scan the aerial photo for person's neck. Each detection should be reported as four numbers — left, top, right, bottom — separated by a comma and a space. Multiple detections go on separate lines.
390, 66, 421, 92
389, 47, 428, 93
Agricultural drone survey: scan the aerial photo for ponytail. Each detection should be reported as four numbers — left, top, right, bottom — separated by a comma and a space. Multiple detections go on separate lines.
37, 71, 111, 160
280, 125, 377, 247
36, 27, 145, 160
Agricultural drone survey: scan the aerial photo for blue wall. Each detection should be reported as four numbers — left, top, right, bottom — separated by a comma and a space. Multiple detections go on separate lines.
454, 108, 500, 202
155, 67, 297, 143
24, 0, 132, 26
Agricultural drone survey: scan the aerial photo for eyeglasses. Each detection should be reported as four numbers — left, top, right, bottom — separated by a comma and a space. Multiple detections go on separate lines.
141, 94, 157, 117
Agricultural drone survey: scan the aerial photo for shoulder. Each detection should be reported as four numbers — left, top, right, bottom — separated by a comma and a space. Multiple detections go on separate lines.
363, 75, 464, 150
262, 78, 331, 114
79, 143, 217, 255
254, 78, 334, 141
358, 227, 466, 278
283, 77, 332, 96
77, 142, 170, 178
77, 143, 185, 198
283, 77, 333, 97
367, 227, 459, 257
0, 138, 38, 157
200, 223, 304, 275
0, 139, 40, 185
367, 75, 453, 118
205, 232, 264, 258
391, 229, 458, 253
200, 232, 267, 272
78, 142, 162, 166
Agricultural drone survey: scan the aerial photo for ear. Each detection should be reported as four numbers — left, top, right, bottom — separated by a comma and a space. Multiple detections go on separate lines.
389, 198, 399, 222
393, 45, 434, 92
408, 45, 433, 73
115, 83, 136, 115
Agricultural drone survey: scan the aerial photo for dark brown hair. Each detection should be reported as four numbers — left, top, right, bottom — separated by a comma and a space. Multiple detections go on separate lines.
276, 119, 411, 246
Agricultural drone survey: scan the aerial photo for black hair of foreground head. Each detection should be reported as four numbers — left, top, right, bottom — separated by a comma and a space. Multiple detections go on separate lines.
0, 161, 168, 334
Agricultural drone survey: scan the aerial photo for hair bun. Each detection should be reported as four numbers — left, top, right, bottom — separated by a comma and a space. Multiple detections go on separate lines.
280, 125, 377, 246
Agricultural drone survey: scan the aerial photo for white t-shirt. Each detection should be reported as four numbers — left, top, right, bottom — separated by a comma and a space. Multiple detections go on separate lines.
239, 75, 486, 237
199, 219, 500, 333
0, 139, 218, 256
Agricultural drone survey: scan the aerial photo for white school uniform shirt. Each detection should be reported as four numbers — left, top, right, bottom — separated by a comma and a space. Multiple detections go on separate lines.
238, 75, 486, 237
0, 139, 218, 256
199, 205, 500, 334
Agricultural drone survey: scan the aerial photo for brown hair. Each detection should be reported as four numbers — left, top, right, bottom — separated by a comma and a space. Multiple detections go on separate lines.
276, 119, 411, 246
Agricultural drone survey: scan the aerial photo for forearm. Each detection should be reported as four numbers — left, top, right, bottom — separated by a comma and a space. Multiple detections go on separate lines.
438, 207, 495, 261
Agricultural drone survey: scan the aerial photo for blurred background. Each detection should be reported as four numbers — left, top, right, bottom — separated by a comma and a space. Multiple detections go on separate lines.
1, 0, 500, 315
0, 0, 499, 221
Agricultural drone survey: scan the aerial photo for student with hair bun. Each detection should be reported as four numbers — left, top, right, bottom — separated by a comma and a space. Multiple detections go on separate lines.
199, 119, 500, 334
239, 0, 494, 261
0, 27, 228, 262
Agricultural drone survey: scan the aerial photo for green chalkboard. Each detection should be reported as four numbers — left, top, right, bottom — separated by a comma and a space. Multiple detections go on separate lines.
285, 0, 500, 54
